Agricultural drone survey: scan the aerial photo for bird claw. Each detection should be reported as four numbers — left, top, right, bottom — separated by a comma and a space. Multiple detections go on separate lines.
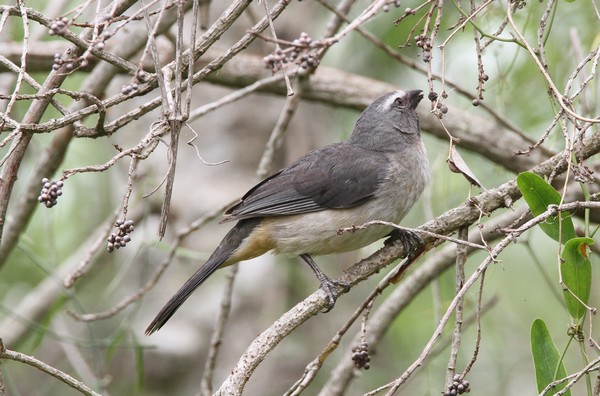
386, 229, 424, 260
320, 278, 350, 313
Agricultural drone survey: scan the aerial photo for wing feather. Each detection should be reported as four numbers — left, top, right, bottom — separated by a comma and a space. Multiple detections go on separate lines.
223, 143, 389, 221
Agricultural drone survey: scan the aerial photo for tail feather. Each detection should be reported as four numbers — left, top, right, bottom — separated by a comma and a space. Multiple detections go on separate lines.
145, 219, 261, 335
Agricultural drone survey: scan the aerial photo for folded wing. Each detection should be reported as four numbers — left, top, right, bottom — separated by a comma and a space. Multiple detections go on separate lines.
223, 143, 390, 221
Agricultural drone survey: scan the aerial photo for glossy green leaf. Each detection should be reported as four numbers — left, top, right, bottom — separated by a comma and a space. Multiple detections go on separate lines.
561, 237, 594, 321
531, 319, 570, 395
516, 172, 577, 243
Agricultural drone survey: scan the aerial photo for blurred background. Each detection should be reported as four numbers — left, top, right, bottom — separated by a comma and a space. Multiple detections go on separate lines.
0, 0, 598, 395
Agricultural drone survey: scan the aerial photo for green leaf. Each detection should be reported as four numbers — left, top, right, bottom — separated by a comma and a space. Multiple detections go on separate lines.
516, 172, 577, 243
531, 319, 570, 395
561, 237, 594, 321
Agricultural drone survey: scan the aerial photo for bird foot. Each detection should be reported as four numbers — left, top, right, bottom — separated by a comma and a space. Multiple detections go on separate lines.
320, 277, 350, 313
386, 228, 424, 260
300, 253, 350, 313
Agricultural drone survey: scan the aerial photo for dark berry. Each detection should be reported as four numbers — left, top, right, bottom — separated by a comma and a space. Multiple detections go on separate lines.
108, 219, 135, 252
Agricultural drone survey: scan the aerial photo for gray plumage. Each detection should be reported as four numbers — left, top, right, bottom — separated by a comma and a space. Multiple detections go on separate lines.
146, 90, 429, 335
224, 90, 425, 221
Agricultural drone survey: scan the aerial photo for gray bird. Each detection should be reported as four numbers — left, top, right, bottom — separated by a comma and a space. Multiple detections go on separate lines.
146, 89, 429, 335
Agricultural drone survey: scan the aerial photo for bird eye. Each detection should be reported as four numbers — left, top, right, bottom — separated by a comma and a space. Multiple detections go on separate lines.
393, 97, 405, 108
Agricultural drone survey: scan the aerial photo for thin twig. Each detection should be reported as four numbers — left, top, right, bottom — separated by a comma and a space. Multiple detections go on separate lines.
506, 2, 599, 124
445, 227, 467, 388
199, 266, 239, 396
0, 341, 102, 396
256, 80, 303, 178
339, 221, 488, 252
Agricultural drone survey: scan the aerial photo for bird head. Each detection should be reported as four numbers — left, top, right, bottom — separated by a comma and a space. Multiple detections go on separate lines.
350, 90, 424, 149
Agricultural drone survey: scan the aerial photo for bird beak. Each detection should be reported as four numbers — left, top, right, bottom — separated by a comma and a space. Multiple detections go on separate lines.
407, 90, 424, 110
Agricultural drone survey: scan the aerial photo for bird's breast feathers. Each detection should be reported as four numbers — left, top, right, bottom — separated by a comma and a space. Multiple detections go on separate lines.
263, 141, 429, 256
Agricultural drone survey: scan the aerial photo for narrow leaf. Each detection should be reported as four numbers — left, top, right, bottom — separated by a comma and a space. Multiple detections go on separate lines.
561, 237, 594, 321
531, 319, 570, 395
516, 172, 577, 243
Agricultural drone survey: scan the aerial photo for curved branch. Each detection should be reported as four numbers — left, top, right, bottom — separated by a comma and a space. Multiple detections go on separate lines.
0, 343, 102, 396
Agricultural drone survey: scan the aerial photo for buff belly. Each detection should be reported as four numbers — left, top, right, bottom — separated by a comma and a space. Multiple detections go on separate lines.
260, 190, 414, 256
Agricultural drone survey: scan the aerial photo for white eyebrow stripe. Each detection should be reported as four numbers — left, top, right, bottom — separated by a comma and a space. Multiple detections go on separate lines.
378, 90, 405, 111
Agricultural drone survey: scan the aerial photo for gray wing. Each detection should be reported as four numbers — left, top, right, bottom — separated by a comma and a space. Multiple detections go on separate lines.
223, 143, 390, 221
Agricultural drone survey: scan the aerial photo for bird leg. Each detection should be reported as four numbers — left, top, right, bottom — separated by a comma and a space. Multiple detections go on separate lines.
300, 254, 349, 312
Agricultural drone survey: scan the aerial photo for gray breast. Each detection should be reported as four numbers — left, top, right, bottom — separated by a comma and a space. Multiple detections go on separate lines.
269, 141, 429, 256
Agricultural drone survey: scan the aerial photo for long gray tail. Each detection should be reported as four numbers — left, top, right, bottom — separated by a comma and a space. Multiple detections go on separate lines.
145, 218, 261, 335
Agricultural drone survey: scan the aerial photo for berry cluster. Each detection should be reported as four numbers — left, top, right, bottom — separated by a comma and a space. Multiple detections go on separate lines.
414, 34, 433, 62
263, 32, 319, 73
52, 53, 89, 71
293, 31, 312, 48
444, 374, 471, 395
90, 30, 113, 52
107, 219, 134, 252
121, 83, 139, 95
435, 101, 448, 115
121, 70, 148, 95
298, 54, 319, 70
51, 26, 114, 72
48, 17, 70, 36
382, 0, 402, 12
428, 91, 449, 116
263, 49, 287, 72
351, 342, 371, 370
38, 178, 63, 208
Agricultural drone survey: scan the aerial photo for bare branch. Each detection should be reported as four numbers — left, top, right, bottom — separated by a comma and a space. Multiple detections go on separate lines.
0, 341, 102, 396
